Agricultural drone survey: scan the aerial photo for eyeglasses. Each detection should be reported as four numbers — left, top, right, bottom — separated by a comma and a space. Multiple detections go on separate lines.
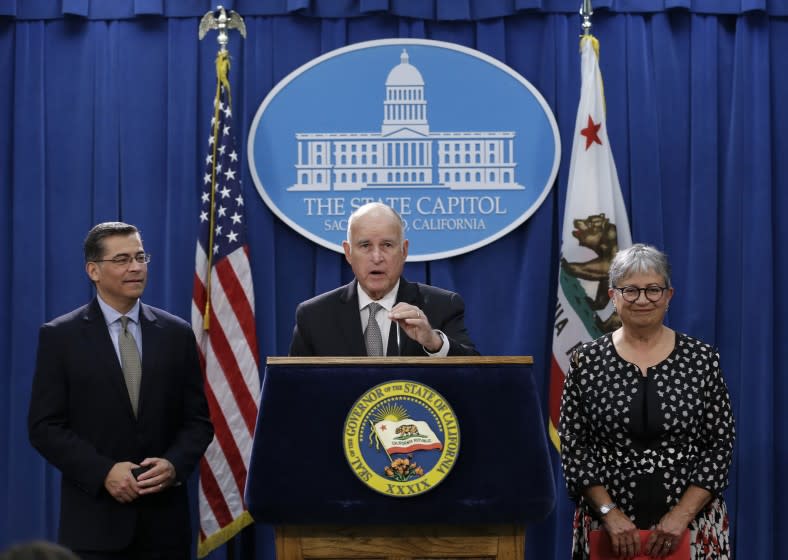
93, 253, 151, 266
612, 285, 668, 303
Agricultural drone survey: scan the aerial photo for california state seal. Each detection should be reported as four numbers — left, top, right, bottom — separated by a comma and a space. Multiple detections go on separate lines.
343, 380, 460, 497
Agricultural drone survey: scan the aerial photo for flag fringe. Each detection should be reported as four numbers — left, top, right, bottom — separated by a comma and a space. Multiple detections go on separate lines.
548, 419, 561, 452
580, 34, 599, 58
203, 50, 233, 332
196, 510, 255, 558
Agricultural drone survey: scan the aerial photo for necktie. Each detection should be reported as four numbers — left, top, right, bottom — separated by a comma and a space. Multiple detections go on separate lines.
364, 303, 384, 356
119, 316, 142, 416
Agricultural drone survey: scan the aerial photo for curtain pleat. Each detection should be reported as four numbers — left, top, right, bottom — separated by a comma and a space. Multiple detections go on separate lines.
5, 0, 788, 19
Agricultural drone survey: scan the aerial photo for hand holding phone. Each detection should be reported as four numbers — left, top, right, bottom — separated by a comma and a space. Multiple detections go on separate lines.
131, 465, 152, 480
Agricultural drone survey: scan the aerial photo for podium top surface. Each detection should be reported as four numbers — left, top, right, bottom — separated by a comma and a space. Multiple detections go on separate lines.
267, 355, 534, 366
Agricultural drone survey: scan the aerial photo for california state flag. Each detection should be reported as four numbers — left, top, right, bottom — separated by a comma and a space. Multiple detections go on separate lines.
548, 35, 632, 450
374, 419, 442, 455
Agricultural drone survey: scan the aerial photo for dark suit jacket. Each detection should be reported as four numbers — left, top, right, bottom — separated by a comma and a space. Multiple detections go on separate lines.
28, 298, 214, 552
289, 278, 479, 356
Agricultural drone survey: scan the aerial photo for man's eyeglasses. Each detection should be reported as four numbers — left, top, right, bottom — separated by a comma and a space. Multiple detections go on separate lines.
612, 285, 668, 303
93, 253, 151, 266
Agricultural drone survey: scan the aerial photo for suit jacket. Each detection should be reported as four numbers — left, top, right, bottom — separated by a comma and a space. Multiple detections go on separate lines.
28, 298, 214, 552
289, 277, 479, 356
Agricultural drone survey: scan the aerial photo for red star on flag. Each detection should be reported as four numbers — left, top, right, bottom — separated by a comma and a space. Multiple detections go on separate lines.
580, 115, 602, 150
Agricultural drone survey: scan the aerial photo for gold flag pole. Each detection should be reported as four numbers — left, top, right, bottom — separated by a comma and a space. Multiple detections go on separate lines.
198, 6, 246, 330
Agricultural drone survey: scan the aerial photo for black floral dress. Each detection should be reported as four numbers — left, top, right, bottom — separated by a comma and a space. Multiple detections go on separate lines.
559, 332, 735, 560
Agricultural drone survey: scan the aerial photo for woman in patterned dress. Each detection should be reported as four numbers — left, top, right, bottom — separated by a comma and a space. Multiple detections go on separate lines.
559, 244, 735, 559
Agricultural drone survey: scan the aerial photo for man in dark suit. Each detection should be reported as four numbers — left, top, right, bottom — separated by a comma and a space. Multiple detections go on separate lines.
289, 203, 478, 356
28, 222, 214, 560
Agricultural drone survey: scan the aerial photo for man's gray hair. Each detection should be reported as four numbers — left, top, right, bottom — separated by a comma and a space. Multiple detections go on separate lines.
608, 243, 672, 288
346, 202, 405, 246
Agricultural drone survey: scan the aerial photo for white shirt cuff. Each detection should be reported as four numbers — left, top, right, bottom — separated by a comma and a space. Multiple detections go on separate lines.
423, 330, 449, 357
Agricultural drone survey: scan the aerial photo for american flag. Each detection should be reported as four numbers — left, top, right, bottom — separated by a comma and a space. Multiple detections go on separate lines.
192, 52, 261, 558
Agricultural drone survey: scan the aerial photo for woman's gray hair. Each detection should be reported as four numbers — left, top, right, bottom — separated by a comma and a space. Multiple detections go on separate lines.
608, 243, 672, 288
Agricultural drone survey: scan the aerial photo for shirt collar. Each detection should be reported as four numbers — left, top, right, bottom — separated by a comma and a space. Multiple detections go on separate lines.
97, 295, 141, 325
357, 280, 400, 312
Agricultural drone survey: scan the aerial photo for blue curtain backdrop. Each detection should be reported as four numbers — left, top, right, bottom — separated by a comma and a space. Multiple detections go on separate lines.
1, 1, 786, 559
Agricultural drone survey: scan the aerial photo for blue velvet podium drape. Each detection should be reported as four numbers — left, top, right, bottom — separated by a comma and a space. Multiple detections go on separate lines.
1, 2, 787, 559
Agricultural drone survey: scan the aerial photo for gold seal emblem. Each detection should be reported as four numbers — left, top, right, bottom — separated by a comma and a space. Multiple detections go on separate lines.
343, 380, 460, 497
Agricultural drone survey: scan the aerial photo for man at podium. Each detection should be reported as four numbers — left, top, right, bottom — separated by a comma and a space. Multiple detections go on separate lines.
289, 202, 478, 357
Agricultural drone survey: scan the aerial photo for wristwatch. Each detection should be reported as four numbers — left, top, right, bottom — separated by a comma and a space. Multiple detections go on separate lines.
599, 503, 617, 516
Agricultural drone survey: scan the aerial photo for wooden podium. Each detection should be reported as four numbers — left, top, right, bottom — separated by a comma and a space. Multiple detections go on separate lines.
245, 357, 555, 560
274, 524, 524, 560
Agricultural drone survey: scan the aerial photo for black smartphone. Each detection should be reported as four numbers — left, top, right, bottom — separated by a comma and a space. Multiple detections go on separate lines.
131, 465, 152, 480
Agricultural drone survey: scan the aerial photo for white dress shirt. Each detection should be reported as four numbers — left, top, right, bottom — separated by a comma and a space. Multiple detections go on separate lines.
356, 281, 449, 356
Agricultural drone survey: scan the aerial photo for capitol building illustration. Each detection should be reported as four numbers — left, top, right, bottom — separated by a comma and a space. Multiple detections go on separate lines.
289, 50, 523, 192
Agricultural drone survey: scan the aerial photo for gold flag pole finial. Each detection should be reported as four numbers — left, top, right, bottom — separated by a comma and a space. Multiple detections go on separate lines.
199, 5, 246, 52
197, 6, 246, 330
580, 0, 593, 36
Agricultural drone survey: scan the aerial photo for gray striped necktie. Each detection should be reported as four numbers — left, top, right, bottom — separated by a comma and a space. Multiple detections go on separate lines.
364, 303, 384, 356
119, 316, 142, 417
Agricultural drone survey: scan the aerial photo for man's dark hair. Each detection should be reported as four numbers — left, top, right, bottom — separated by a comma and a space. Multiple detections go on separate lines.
83, 222, 139, 263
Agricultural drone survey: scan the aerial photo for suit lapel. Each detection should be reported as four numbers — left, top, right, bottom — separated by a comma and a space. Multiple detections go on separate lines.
81, 299, 137, 418
386, 322, 400, 356
394, 278, 421, 356
340, 280, 368, 356
138, 304, 160, 419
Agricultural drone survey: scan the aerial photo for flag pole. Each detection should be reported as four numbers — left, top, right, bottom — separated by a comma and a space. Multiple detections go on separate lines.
195, 8, 257, 560
580, 0, 593, 36
198, 5, 247, 331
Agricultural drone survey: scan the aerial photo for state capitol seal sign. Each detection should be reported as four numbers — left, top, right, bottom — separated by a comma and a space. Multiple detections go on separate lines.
248, 39, 560, 261
343, 380, 460, 496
